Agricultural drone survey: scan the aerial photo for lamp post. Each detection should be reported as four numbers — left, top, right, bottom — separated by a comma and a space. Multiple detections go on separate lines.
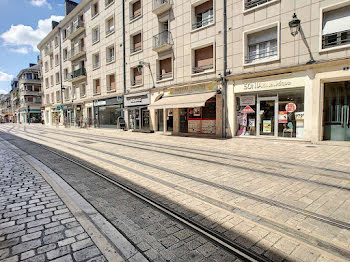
288, 13, 315, 64
137, 61, 155, 89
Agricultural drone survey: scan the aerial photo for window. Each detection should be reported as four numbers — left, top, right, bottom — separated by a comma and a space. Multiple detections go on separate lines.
46, 94, 50, 105
92, 27, 100, 44
64, 68, 69, 81
45, 78, 49, 89
51, 93, 54, 103
193, 45, 214, 74
55, 54, 59, 66
130, 0, 141, 20
192, 0, 214, 30
93, 78, 101, 94
34, 73, 39, 80
105, 0, 114, 7
106, 45, 115, 63
321, 4, 350, 50
92, 53, 100, 69
244, 0, 273, 10
56, 90, 60, 103
80, 83, 86, 97
50, 55, 54, 69
92, 1, 99, 17
245, 26, 278, 64
72, 86, 77, 100
50, 75, 54, 86
54, 36, 58, 47
64, 88, 70, 101
131, 67, 142, 86
131, 33, 142, 53
63, 29, 67, 40
63, 48, 68, 61
106, 74, 116, 92
55, 72, 60, 85
45, 62, 49, 72
157, 57, 172, 81
106, 16, 115, 36
26, 73, 33, 80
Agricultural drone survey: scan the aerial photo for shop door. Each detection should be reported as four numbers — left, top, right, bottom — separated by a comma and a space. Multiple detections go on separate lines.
257, 97, 278, 137
158, 109, 164, 131
324, 82, 350, 141
141, 108, 150, 130
180, 109, 187, 133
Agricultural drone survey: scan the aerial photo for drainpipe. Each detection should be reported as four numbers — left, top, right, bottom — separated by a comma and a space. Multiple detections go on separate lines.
58, 27, 64, 125
122, 0, 126, 95
222, 0, 228, 138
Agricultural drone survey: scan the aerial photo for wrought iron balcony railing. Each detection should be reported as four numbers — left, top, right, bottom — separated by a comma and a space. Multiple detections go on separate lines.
322, 30, 350, 49
245, 0, 272, 10
192, 15, 214, 30
153, 31, 173, 50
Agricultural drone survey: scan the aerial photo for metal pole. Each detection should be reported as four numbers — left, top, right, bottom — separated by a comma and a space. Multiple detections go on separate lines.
222, 0, 228, 138
122, 0, 126, 94
58, 27, 64, 125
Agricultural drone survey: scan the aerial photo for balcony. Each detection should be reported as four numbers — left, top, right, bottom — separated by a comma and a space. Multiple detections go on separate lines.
245, 45, 277, 64
322, 30, 350, 50
192, 64, 213, 74
245, 0, 272, 10
23, 90, 41, 96
68, 45, 86, 61
68, 68, 86, 82
152, 0, 172, 15
192, 15, 214, 30
68, 21, 85, 40
152, 31, 173, 52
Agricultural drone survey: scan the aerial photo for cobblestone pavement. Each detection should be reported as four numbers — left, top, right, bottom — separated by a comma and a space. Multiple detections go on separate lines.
0, 137, 107, 262
1, 123, 350, 262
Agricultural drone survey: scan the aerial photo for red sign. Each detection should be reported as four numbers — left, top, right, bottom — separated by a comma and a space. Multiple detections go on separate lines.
241, 105, 255, 114
285, 103, 296, 112
278, 111, 288, 123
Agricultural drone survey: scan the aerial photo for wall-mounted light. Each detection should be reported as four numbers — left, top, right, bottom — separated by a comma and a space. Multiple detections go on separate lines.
289, 13, 301, 37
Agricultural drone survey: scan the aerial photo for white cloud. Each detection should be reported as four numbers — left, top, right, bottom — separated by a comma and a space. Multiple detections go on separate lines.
0, 71, 13, 82
0, 89, 8, 95
30, 0, 52, 9
9, 47, 30, 54
0, 15, 64, 53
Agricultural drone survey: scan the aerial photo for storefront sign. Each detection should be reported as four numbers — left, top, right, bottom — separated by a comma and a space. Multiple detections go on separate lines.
241, 105, 255, 114
263, 120, 272, 133
285, 103, 296, 112
278, 111, 288, 123
94, 96, 123, 107
166, 84, 217, 96
295, 112, 304, 120
94, 100, 106, 106
125, 92, 150, 107
234, 74, 305, 93
240, 96, 255, 106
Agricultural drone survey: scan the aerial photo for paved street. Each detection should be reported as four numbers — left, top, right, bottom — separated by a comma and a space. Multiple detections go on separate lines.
0, 136, 108, 261
1, 123, 350, 262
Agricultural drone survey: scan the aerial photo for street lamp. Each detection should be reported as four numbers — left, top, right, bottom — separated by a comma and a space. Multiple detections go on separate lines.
138, 61, 155, 88
289, 13, 301, 37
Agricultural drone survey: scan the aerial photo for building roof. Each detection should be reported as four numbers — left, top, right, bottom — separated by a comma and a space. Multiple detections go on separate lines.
17, 64, 40, 79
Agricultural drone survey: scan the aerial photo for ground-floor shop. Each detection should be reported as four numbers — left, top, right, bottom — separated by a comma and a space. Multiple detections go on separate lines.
94, 96, 124, 129
124, 92, 151, 132
149, 83, 223, 138
19, 108, 41, 124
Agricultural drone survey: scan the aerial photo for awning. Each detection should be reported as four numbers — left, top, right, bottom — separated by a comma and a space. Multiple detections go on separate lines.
148, 92, 216, 110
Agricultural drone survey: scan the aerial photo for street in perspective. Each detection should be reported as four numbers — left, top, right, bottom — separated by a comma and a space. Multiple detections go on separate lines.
1, 0, 350, 261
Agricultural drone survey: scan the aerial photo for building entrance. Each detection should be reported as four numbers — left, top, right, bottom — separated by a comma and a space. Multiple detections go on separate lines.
257, 97, 278, 137
324, 81, 350, 141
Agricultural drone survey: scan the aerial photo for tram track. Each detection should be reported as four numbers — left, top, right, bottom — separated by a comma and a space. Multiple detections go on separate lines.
0, 131, 271, 262
23, 125, 350, 183
4, 129, 350, 259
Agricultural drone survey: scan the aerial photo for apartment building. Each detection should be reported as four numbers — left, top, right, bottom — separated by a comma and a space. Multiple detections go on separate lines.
10, 78, 19, 123
38, 0, 350, 141
0, 94, 11, 123
226, 0, 350, 142
14, 64, 42, 123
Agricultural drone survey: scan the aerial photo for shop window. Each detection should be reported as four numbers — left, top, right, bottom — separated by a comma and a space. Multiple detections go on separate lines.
131, 33, 142, 53
130, 0, 142, 21
193, 45, 214, 74
93, 78, 101, 95
321, 4, 350, 50
245, 27, 278, 64
157, 57, 172, 81
106, 74, 116, 92
192, 0, 214, 30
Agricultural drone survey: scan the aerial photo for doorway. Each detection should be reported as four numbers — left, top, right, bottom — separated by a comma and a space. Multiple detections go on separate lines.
158, 109, 164, 131
257, 97, 278, 137
323, 81, 350, 141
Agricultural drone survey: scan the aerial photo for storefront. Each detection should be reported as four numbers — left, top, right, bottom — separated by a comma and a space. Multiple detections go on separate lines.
20, 109, 41, 123
51, 107, 61, 126
124, 92, 150, 132
94, 96, 124, 128
234, 73, 310, 140
149, 83, 223, 137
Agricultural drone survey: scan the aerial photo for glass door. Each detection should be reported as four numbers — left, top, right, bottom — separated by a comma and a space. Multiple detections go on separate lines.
257, 97, 278, 137
324, 81, 350, 141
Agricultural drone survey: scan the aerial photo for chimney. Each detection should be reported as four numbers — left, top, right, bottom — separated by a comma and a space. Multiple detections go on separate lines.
65, 0, 78, 16
29, 63, 36, 67
52, 21, 59, 30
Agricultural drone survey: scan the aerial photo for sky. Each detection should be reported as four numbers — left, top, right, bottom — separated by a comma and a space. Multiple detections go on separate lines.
0, 0, 81, 94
